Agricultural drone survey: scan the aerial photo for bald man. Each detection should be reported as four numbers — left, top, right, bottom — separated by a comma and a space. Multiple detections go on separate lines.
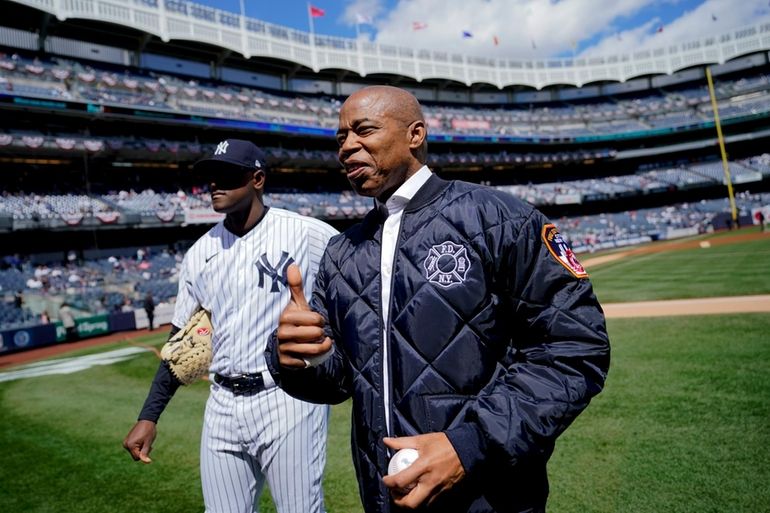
266, 86, 610, 513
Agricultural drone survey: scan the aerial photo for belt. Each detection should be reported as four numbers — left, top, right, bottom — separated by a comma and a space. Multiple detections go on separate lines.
213, 373, 266, 395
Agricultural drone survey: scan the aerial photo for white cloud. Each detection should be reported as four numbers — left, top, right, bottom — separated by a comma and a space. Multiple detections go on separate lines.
369, 0, 660, 58
342, 0, 770, 60
580, 0, 770, 59
341, 0, 387, 29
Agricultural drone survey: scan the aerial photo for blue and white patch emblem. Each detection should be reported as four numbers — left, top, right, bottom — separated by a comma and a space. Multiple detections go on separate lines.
424, 241, 471, 288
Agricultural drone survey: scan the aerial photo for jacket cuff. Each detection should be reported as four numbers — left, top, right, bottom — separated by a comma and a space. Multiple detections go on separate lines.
264, 329, 283, 385
445, 423, 486, 477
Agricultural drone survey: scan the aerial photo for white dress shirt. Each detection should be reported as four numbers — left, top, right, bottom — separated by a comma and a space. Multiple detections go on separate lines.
378, 165, 432, 434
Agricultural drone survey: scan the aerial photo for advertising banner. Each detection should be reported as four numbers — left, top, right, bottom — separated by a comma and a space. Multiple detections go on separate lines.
0, 324, 58, 354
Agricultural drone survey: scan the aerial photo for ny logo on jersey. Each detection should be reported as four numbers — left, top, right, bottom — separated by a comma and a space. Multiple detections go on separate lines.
256, 251, 295, 293
214, 140, 228, 155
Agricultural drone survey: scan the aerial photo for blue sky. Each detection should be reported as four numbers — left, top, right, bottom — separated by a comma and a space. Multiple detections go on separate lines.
200, 0, 770, 59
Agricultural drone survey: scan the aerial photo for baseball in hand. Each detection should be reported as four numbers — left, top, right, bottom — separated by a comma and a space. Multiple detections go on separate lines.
387, 448, 419, 476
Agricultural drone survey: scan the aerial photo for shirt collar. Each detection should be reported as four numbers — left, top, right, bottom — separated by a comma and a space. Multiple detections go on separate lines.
378, 165, 432, 215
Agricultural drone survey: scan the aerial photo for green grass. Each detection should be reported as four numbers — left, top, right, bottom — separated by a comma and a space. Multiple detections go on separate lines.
2, 234, 769, 512
0, 339, 362, 513
549, 314, 770, 513
587, 235, 770, 302
3, 315, 769, 512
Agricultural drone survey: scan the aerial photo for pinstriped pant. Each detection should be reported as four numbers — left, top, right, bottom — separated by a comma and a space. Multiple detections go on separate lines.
201, 382, 328, 513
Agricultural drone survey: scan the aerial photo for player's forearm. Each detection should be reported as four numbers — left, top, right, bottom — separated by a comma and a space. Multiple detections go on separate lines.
138, 325, 183, 423
137, 361, 182, 422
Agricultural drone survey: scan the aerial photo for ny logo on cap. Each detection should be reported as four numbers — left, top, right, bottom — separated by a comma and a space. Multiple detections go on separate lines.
214, 141, 229, 155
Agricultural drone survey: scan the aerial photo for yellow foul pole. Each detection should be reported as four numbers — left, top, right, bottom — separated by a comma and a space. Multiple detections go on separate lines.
705, 66, 738, 225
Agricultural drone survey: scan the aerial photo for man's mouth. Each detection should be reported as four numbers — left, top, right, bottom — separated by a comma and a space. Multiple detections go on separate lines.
345, 162, 368, 180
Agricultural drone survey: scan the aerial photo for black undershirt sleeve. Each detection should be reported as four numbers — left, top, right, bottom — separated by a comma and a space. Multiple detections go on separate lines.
137, 325, 183, 423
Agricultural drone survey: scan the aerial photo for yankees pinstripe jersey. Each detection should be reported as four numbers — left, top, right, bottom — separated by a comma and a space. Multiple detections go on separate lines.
172, 207, 338, 377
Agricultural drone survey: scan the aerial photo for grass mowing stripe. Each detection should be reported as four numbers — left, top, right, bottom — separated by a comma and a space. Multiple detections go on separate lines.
588, 237, 770, 302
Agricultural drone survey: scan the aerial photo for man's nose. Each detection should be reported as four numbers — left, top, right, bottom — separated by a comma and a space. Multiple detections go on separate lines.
339, 134, 361, 158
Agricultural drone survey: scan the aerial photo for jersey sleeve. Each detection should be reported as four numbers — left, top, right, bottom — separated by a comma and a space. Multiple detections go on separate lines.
171, 250, 201, 328
302, 221, 339, 300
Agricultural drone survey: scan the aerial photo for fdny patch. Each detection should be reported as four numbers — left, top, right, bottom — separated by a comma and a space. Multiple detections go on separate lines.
542, 224, 588, 279
424, 241, 471, 288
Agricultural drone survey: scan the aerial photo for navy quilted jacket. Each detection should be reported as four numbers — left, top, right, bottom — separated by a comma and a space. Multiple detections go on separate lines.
266, 175, 610, 513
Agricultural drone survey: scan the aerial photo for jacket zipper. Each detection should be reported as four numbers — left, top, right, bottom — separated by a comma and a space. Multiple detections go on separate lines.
382, 211, 406, 440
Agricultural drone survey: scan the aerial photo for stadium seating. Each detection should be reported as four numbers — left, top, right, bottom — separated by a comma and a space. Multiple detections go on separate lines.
2, 53, 769, 139
2, 189, 767, 330
2, 46, 769, 332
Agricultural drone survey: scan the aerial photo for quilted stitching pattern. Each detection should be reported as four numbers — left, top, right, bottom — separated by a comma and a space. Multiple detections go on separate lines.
315, 179, 608, 513
325, 182, 519, 452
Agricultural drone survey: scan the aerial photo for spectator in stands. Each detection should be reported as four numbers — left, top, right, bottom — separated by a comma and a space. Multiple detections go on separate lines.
58, 302, 77, 342
120, 296, 134, 313
13, 290, 23, 309
89, 295, 105, 314
40, 310, 50, 324
143, 292, 155, 331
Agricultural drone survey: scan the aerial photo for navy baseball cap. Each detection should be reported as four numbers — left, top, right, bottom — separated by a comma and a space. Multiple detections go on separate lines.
193, 139, 268, 173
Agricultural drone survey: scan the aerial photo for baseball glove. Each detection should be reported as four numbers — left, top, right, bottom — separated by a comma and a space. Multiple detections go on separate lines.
160, 309, 213, 385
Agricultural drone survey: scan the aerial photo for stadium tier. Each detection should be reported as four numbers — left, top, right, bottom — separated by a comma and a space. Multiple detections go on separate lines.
2, 190, 769, 331
1, 0, 769, 336
2, 52, 770, 139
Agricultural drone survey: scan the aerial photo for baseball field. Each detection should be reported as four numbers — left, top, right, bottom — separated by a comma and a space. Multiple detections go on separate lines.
1, 229, 769, 512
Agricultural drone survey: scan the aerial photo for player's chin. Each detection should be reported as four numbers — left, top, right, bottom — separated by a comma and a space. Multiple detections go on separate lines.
211, 198, 234, 213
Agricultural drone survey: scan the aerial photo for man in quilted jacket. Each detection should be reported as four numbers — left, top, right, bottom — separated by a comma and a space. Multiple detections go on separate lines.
266, 85, 610, 513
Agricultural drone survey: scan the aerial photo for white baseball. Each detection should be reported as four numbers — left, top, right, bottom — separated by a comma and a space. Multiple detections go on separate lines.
387, 448, 419, 476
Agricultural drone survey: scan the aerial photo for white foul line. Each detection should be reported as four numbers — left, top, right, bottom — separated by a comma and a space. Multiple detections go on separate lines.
0, 346, 150, 383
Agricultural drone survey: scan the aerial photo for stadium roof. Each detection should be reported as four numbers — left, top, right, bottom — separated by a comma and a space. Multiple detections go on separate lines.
4, 0, 770, 89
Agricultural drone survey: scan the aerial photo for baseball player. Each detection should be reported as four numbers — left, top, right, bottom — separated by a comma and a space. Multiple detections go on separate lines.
123, 139, 338, 513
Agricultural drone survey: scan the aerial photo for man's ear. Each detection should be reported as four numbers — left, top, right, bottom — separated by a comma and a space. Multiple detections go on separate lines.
252, 169, 266, 191
408, 120, 426, 150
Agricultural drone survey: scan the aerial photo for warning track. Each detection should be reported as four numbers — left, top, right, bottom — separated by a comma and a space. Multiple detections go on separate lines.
602, 295, 770, 318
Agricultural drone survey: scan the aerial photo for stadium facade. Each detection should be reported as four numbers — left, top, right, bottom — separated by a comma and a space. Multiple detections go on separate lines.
0, 0, 769, 345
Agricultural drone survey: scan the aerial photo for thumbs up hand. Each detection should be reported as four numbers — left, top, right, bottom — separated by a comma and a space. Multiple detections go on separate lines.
287, 263, 311, 311
277, 264, 334, 368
